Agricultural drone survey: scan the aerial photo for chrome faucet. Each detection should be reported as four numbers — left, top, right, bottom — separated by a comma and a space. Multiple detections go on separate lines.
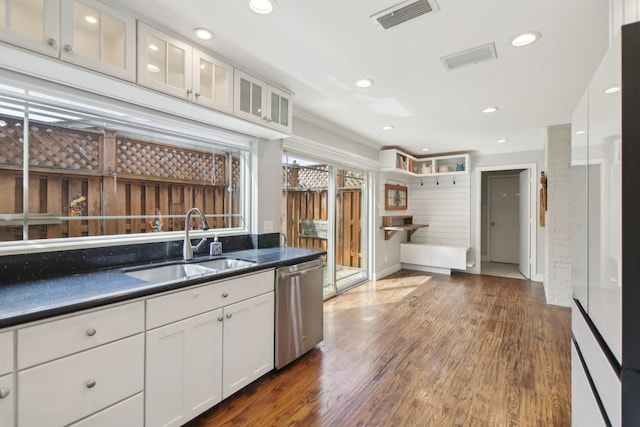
183, 207, 210, 261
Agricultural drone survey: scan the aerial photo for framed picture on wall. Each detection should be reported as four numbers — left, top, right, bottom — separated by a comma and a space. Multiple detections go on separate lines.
385, 183, 408, 210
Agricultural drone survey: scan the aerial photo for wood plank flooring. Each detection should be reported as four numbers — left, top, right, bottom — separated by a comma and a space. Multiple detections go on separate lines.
187, 270, 571, 427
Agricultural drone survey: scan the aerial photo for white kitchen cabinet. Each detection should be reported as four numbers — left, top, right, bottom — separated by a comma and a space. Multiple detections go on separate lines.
0, 373, 14, 427
60, 0, 136, 81
222, 291, 275, 399
137, 22, 193, 99
146, 310, 223, 427
69, 392, 143, 427
193, 48, 233, 114
234, 69, 293, 133
0, 331, 13, 375
0, 0, 60, 57
18, 333, 144, 427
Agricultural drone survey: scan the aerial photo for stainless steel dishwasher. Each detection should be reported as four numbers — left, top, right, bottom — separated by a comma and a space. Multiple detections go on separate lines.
275, 258, 324, 369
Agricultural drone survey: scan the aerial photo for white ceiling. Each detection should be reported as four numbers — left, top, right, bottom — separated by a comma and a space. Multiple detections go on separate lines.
103, 0, 610, 156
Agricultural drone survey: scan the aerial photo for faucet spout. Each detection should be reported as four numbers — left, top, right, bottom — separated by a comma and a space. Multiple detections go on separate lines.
183, 207, 210, 261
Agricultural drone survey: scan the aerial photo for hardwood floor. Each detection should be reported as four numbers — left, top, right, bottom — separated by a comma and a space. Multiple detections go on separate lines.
187, 270, 571, 427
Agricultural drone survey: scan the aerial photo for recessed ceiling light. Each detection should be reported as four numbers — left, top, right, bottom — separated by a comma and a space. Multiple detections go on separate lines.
148, 43, 159, 51
355, 79, 374, 88
604, 86, 621, 94
497, 138, 508, 143
421, 148, 430, 152
147, 64, 160, 73
84, 15, 98, 24
511, 31, 541, 47
249, 0, 277, 14
482, 106, 499, 113
382, 125, 394, 131
194, 28, 213, 40
575, 130, 585, 135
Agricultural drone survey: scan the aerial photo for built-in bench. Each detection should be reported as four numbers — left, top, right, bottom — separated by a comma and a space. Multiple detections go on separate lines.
400, 243, 473, 275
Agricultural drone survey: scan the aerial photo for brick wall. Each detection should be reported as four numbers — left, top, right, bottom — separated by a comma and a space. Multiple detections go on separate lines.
544, 124, 572, 306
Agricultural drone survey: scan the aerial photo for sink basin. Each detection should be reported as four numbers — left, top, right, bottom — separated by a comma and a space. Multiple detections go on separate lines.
124, 263, 215, 282
123, 258, 256, 283
197, 258, 256, 271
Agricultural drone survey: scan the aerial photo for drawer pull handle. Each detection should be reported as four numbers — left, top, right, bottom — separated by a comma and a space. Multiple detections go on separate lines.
86, 380, 96, 389
64, 44, 73, 53
86, 328, 97, 337
47, 38, 56, 47
217, 316, 223, 321
192, 291, 200, 298
226, 313, 232, 319
0, 388, 9, 398
222, 292, 229, 298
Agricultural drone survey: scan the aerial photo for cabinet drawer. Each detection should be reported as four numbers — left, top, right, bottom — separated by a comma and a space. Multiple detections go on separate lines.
18, 301, 144, 369
0, 331, 13, 375
147, 269, 275, 329
18, 334, 144, 427
0, 373, 14, 427
69, 392, 143, 427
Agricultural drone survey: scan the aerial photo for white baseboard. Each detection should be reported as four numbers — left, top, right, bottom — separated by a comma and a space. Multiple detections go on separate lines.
373, 264, 402, 281
533, 273, 544, 282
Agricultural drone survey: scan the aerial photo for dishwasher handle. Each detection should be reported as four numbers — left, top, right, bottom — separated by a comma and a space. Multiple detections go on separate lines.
278, 263, 324, 280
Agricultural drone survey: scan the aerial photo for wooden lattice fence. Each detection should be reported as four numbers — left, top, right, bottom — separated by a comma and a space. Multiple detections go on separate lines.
0, 116, 240, 241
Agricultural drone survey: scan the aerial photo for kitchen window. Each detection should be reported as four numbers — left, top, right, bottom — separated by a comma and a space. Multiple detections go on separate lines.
0, 82, 250, 251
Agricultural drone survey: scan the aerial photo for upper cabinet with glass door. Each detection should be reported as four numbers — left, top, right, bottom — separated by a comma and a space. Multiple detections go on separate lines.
192, 48, 233, 114
137, 23, 192, 100
0, 0, 60, 57
60, 0, 136, 81
234, 69, 293, 134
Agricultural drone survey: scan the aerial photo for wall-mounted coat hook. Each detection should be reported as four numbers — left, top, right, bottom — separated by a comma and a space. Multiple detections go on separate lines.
453, 177, 456, 185
420, 178, 424, 186
436, 177, 439, 186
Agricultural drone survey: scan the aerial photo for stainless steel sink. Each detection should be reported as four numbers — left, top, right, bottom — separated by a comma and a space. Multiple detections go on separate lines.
197, 258, 256, 271
123, 258, 256, 283
124, 263, 216, 282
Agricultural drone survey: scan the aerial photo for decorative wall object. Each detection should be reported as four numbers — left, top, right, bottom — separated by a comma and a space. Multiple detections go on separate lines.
385, 183, 408, 210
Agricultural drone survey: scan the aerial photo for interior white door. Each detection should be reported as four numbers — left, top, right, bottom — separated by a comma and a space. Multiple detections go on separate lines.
518, 169, 531, 278
489, 176, 519, 263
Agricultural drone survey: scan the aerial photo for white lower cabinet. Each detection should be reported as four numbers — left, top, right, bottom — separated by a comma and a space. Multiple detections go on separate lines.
145, 310, 223, 427
223, 291, 275, 399
0, 373, 14, 427
18, 333, 144, 427
69, 392, 144, 427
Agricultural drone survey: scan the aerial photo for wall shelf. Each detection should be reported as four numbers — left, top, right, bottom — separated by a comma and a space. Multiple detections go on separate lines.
379, 149, 470, 177
381, 215, 428, 241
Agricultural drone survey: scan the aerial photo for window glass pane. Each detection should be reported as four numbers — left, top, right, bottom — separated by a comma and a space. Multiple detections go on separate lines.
147, 35, 166, 83
102, 14, 125, 68
0, 90, 247, 245
0, 0, 7, 29
167, 44, 185, 88
213, 65, 228, 105
270, 93, 280, 124
11, 0, 43, 40
199, 58, 213, 99
73, 2, 99, 60
251, 83, 262, 117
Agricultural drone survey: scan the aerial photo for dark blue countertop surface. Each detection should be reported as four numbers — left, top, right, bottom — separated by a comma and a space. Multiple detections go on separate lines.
0, 247, 325, 328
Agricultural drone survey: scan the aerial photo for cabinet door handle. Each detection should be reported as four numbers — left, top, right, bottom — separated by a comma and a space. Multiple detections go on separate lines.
187, 89, 193, 96
226, 313, 232, 319
222, 292, 228, 298
86, 328, 97, 337
0, 388, 9, 398
64, 44, 73, 53
195, 92, 201, 98
217, 316, 223, 322
86, 380, 96, 389
47, 38, 57, 47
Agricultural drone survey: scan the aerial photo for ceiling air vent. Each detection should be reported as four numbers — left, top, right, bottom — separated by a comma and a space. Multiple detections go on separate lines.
440, 43, 498, 71
370, 0, 440, 30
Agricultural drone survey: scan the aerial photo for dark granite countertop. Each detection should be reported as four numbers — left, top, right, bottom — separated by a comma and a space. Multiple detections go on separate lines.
0, 247, 325, 329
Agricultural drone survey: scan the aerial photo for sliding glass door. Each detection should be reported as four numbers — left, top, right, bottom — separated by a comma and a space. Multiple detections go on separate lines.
282, 155, 368, 298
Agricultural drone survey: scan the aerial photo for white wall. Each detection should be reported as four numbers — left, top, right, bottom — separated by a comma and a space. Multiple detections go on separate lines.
544, 124, 573, 307
252, 138, 284, 235
610, 0, 640, 41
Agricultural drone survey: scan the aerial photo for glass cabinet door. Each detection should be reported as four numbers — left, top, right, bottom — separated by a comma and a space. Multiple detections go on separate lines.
267, 85, 292, 133
0, 0, 59, 57
192, 49, 233, 114
234, 70, 266, 123
137, 22, 192, 99
60, 0, 135, 81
